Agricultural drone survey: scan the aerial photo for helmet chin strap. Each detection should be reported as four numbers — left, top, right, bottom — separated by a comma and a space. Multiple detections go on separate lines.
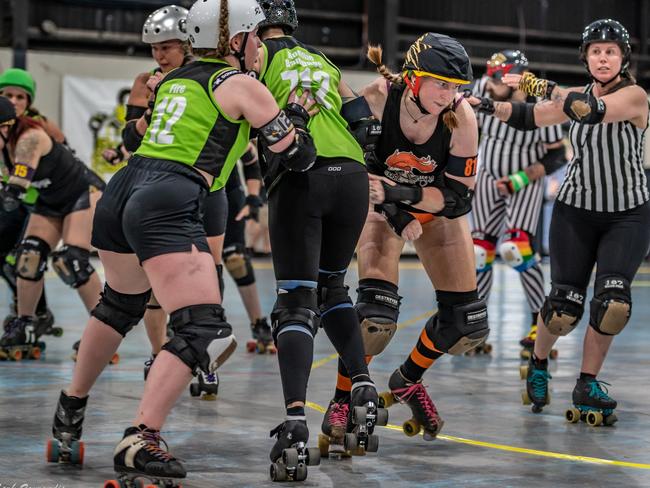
235, 32, 250, 72
404, 75, 430, 115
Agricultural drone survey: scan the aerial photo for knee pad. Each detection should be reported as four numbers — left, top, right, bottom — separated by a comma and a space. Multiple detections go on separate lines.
472, 231, 497, 273
223, 244, 255, 287
15, 236, 50, 281
589, 275, 631, 335
271, 286, 320, 341
163, 304, 236, 373
540, 284, 586, 336
498, 229, 539, 272
91, 283, 151, 336
427, 291, 489, 355
51, 245, 96, 288
317, 270, 352, 315
355, 279, 401, 356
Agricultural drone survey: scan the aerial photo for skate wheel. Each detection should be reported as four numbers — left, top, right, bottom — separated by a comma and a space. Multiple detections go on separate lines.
482, 343, 493, 354
532, 404, 543, 414
604, 413, 618, 426
11, 348, 22, 361
201, 393, 217, 401
70, 440, 84, 465
30, 346, 41, 360
295, 463, 308, 482
104, 481, 121, 488
267, 345, 277, 354
110, 353, 120, 365
565, 407, 581, 423
257, 342, 266, 354
586, 411, 603, 426
317, 433, 330, 457
366, 434, 379, 453
549, 349, 559, 360
283, 447, 299, 467
189, 382, 201, 397
519, 365, 529, 380
343, 432, 357, 451
52, 327, 64, 337
378, 391, 395, 408
352, 406, 367, 424
520, 349, 531, 360
246, 340, 257, 353
376, 407, 389, 426
305, 447, 321, 466
403, 418, 421, 437
270, 462, 287, 482
521, 390, 532, 405
46, 439, 60, 463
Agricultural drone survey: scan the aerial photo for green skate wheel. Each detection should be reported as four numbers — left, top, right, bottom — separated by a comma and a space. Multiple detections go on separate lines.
586, 411, 603, 426
295, 464, 308, 482
565, 408, 581, 423
46, 439, 60, 463
52, 327, 64, 337
403, 418, 421, 437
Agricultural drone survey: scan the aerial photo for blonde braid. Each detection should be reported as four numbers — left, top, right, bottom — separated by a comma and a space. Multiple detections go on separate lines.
215, 0, 230, 58
367, 44, 402, 84
442, 105, 458, 130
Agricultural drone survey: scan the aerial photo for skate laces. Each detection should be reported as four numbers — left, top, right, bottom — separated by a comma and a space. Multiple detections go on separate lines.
530, 368, 552, 398
588, 380, 613, 401
393, 382, 439, 424
327, 400, 349, 427
139, 428, 174, 462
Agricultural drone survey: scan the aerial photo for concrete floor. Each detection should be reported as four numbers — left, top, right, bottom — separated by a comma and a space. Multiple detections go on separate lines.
1, 258, 650, 487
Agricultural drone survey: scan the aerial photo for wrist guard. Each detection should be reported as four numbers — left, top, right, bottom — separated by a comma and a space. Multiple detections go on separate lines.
519, 72, 557, 99
507, 170, 530, 193
475, 97, 495, 115
376, 203, 416, 237
382, 182, 423, 205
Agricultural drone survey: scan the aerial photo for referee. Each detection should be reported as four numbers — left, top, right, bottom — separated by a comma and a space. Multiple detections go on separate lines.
470, 50, 565, 357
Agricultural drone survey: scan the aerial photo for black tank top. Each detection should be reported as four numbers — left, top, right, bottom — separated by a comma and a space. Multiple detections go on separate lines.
32, 140, 88, 207
372, 84, 452, 189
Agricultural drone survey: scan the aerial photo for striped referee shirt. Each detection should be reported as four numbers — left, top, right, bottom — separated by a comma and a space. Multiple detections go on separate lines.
473, 76, 564, 178
558, 84, 649, 212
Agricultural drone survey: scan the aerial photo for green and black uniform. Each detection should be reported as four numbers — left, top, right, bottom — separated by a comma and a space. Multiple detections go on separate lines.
258, 36, 371, 406
92, 59, 250, 262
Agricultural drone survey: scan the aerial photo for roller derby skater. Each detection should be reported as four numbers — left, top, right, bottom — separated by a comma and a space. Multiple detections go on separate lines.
520, 354, 551, 413
489, 18, 650, 423
0, 315, 44, 360
565, 375, 617, 426
318, 397, 350, 459
46, 391, 87, 465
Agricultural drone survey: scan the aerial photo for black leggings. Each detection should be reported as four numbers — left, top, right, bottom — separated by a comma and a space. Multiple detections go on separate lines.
269, 159, 369, 405
549, 200, 650, 290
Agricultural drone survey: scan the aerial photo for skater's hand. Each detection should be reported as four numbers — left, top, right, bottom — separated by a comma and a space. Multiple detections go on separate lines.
502, 73, 524, 90
401, 218, 422, 241
368, 173, 395, 204
146, 71, 165, 92
495, 176, 513, 196
288, 89, 319, 117
235, 194, 263, 222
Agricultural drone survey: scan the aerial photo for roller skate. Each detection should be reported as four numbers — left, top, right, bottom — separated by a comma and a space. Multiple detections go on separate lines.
464, 338, 492, 356
520, 355, 551, 413
318, 398, 350, 459
519, 325, 557, 360
379, 369, 444, 440
246, 317, 276, 354
33, 308, 62, 340
565, 376, 618, 426
143, 354, 156, 381
0, 316, 43, 360
344, 382, 388, 454
104, 424, 185, 488
72, 339, 119, 365
269, 419, 320, 482
46, 390, 87, 465
189, 371, 219, 400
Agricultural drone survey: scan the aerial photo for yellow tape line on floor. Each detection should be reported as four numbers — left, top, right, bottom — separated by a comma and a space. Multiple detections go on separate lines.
307, 312, 650, 470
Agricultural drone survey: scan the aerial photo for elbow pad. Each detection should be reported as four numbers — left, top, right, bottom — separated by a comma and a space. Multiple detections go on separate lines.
434, 176, 474, 219
342, 97, 382, 153
540, 146, 567, 175
563, 92, 606, 124
506, 102, 537, 131
122, 120, 144, 152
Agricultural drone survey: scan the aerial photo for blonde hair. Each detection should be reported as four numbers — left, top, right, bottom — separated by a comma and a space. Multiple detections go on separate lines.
366, 44, 402, 84
191, 0, 230, 59
442, 105, 458, 131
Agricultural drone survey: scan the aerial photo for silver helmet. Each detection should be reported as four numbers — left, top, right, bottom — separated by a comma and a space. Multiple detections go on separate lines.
142, 5, 189, 44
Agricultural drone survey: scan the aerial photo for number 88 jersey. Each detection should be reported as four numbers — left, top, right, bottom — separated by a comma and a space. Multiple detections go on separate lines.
258, 36, 364, 165
135, 58, 251, 191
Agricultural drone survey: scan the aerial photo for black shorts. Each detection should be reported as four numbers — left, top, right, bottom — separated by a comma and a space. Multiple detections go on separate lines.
224, 184, 246, 249
91, 156, 211, 263
203, 188, 227, 238
0, 205, 29, 254
32, 189, 90, 218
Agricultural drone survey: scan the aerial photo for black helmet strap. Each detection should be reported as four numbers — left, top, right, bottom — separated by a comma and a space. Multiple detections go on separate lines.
404, 74, 430, 115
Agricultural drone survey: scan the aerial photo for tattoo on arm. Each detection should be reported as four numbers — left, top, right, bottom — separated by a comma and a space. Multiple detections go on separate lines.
14, 131, 41, 165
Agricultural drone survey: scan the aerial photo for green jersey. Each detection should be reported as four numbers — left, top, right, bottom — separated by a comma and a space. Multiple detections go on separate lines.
136, 59, 250, 191
259, 37, 364, 165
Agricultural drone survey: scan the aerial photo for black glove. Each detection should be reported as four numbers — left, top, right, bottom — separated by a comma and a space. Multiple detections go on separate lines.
0, 183, 24, 212
244, 194, 263, 222
375, 203, 416, 237
474, 97, 495, 115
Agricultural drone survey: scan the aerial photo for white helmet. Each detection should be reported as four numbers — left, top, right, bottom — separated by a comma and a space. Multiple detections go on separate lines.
187, 0, 265, 49
142, 5, 189, 44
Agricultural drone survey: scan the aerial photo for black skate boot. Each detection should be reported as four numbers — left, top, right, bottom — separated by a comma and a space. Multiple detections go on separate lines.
46, 390, 87, 465
269, 419, 320, 482
381, 369, 443, 440
247, 317, 276, 354
33, 308, 62, 340
189, 371, 219, 400
318, 398, 350, 459
107, 424, 185, 487
566, 376, 618, 426
0, 315, 41, 360
345, 381, 388, 454
520, 355, 551, 413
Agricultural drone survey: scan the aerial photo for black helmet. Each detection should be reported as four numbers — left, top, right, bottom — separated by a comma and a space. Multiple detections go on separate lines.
402, 33, 473, 85
580, 19, 631, 73
257, 0, 298, 34
486, 49, 528, 80
0, 96, 17, 126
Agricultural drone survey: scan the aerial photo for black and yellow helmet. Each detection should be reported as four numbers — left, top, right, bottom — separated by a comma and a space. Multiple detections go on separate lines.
402, 32, 473, 86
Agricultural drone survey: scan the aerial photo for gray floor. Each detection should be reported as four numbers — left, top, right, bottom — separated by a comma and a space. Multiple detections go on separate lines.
1, 258, 650, 487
